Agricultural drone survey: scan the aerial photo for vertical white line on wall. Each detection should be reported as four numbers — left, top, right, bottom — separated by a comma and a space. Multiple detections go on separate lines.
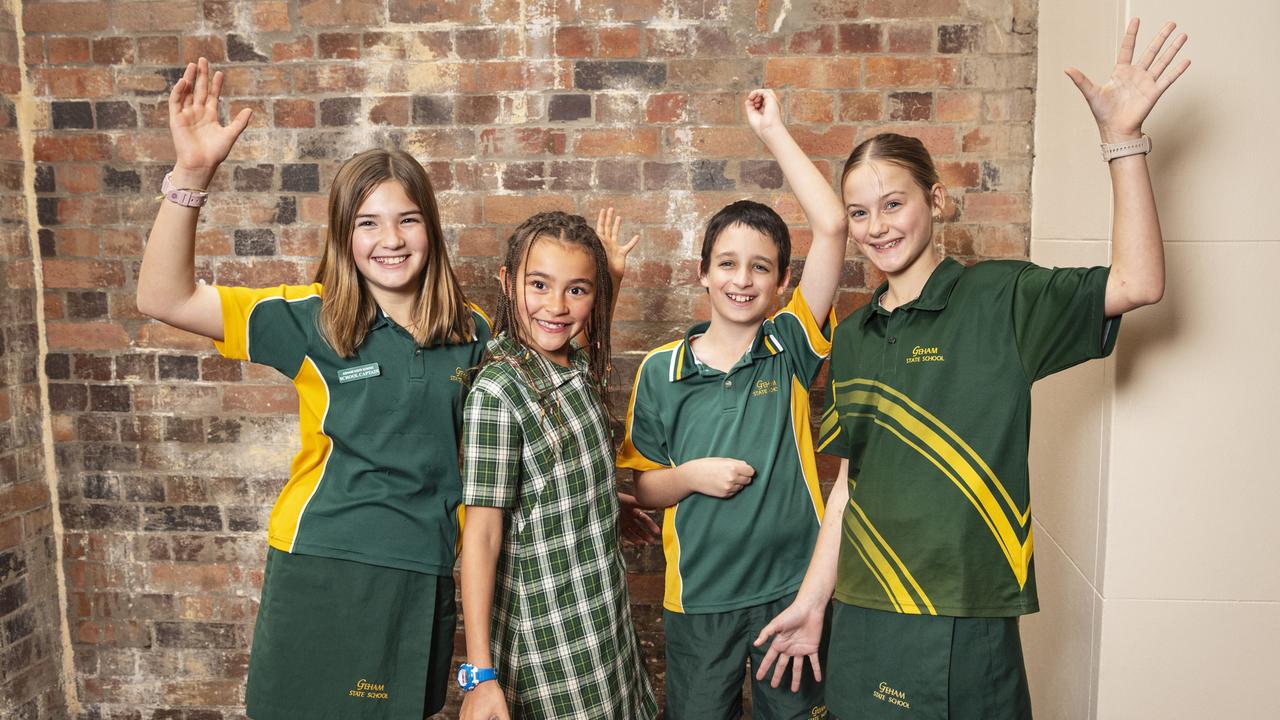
9, 0, 81, 713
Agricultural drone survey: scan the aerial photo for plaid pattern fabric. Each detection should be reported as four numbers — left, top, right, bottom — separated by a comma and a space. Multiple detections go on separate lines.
463, 337, 657, 719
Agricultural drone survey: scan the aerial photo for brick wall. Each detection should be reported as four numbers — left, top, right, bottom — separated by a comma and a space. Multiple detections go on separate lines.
2, 1, 70, 718
17, 0, 1036, 717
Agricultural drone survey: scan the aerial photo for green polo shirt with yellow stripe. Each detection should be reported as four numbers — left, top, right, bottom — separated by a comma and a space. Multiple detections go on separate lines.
818, 258, 1119, 617
618, 289, 835, 614
214, 284, 491, 576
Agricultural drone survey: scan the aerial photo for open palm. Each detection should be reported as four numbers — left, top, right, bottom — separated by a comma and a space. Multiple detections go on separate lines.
1066, 18, 1189, 142
169, 57, 252, 174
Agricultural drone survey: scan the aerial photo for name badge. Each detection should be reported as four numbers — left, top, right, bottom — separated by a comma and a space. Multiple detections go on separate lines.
337, 363, 381, 384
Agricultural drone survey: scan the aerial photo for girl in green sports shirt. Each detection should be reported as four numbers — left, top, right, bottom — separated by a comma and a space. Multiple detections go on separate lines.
753, 18, 1189, 719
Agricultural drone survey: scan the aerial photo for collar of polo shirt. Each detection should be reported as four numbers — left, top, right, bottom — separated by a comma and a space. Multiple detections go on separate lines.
863, 257, 966, 325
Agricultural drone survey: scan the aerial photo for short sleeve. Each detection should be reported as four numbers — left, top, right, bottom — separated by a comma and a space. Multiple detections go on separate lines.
213, 284, 321, 377
816, 377, 850, 458
1012, 265, 1120, 381
616, 355, 673, 472
468, 304, 494, 367
462, 380, 523, 509
769, 287, 836, 385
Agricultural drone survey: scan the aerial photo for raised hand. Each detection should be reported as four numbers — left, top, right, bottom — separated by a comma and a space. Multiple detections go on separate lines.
687, 457, 755, 499
745, 88, 784, 138
752, 598, 825, 692
168, 57, 252, 185
1065, 18, 1190, 143
595, 207, 641, 283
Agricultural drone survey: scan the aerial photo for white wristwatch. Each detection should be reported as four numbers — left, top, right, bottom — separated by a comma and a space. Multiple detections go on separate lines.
160, 171, 209, 208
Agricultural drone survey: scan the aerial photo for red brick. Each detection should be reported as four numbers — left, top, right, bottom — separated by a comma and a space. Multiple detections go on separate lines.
137, 36, 179, 64
109, 1, 198, 31
787, 26, 836, 54
598, 27, 642, 58
788, 91, 835, 124
679, 127, 757, 158
575, 129, 659, 158
35, 68, 113, 98
47, 322, 130, 350
555, 26, 593, 57
181, 35, 226, 64
937, 161, 980, 188
889, 24, 934, 53
318, 32, 360, 60
961, 192, 1028, 224
92, 37, 135, 65
48, 37, 92, 65
863, 0, 960, 17
252, 1, 292, 32
765, 57, 860, 89
686, 93, 737, 125
273, 99, 315, 128
936, 90, 981, 121
369, 97, 410, 126
34, 135, 111, 162
790, 127, 858, 157
838, 92, 882, 122
222, 385, 297, 414
272, 37, 314, 62
59, 165, 101, 194
864, 57, 960, 88
483, 194, 576, 224
645, 93, 687, 124
23, 2, 108, 33
223, 67, 291, 95
839, 23, 884, 53
300, 0, 382, 26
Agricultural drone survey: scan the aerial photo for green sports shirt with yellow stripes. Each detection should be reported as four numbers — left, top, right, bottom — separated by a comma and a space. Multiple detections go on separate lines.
214, 284, 491, 575
818, 258, 1119, 617
618, 289, 835, 614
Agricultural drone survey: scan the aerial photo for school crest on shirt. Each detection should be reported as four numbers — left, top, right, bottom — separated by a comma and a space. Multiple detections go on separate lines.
905, 345, 945, 365
347, 678, 389, 700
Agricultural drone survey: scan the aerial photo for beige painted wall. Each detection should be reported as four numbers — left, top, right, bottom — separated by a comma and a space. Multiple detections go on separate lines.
1025, 1, 1280, 717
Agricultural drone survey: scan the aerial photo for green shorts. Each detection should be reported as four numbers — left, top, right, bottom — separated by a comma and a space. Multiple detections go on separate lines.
245, 548, 456, 720
663, 592, 829, 720
825, 601, 1031, 720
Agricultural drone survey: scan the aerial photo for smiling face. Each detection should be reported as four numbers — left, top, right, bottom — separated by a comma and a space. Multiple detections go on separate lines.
842, 160, 945, 280
699, 223, 791, 328
349, 180, 430, 306
502, 236, 598, 366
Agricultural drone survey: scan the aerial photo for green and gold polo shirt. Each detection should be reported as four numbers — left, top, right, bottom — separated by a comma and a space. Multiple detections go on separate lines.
215, 284, 491, 575
818, 258, 1119, 617
618, 289, 836, 614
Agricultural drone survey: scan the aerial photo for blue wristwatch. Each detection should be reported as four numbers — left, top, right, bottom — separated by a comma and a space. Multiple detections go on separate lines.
456, 663, 497, 691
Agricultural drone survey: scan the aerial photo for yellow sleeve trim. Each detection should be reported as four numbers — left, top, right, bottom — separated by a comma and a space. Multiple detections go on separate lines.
776, 287, 836, 359
212, 283, 323, 361
616, 341, 679, 472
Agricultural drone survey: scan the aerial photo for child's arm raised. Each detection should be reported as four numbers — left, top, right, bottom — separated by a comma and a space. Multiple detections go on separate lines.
136, 57, 252, 340
746, 89, 847, 321
1065, 18, 1189, 317
459, 506, 511, 720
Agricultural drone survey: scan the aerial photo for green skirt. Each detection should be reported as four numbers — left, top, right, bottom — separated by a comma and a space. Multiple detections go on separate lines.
825, 602, 1031, 719
245, 548, 456, 720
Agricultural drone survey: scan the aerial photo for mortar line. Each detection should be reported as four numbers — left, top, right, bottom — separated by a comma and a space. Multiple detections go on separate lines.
10, 0, 81, 713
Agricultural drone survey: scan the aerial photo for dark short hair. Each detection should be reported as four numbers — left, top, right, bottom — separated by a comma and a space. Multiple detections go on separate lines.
699, 200, 791, 280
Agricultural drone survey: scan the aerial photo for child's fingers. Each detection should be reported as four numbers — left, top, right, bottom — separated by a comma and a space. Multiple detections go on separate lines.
228, 107, 253, 138
1156, 58, 1191, 94
612, 213, 621, 244
192, 57, 209, 109
595, 208, 606, 235
1149, 32, 1187, 80
753, 618, 779, 647
1116, 17, 1140, 65
770, 653, 791, 689
208, 70, 225, 113
620, 233, 641, 255
1063, 68, 1096, 99
1137, 21, 1176, 71
808, 652, 823, 683
754, 644, 780, 680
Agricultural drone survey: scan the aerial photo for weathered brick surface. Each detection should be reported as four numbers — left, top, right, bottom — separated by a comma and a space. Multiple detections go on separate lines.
2, 4, 69, 720
18, 0, 1037, 717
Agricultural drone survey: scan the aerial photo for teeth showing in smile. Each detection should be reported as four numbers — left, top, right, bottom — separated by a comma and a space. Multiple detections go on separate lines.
871, 239, 901, 251
726, 292, 754, 303
535, 319, 569, 332
373, 256, 407, 266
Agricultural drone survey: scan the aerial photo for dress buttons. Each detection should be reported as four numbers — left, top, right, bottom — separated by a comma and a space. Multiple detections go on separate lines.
724, 379, 733, 389
888, 337, 897, 344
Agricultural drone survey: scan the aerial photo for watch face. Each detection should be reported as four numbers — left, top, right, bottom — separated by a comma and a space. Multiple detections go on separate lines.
457, 667, 469, 688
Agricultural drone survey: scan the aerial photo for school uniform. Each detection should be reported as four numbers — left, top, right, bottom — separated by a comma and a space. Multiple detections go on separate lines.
462, 336, 658, 720
214, 283, 490, 720
817, 258, 1119, 719
617, 288, 836, 720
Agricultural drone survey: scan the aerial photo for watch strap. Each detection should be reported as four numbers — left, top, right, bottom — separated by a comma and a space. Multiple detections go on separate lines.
160, 171, 209, 208
1100, 134, 1151, 162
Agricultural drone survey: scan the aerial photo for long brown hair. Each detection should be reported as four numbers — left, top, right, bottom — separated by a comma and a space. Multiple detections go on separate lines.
313, 149, 474, 357
487, 211, 615, 418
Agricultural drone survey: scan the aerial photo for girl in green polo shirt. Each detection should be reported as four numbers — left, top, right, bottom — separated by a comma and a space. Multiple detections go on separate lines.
752, 18, 1189, 719
138, 58, 490, 720
458, 212, 658, 720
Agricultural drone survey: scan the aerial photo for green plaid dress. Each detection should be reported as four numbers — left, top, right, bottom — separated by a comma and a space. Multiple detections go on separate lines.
462, 337, 658, 719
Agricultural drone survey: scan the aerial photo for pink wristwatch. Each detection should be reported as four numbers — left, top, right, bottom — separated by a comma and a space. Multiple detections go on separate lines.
161, 172, 209, 208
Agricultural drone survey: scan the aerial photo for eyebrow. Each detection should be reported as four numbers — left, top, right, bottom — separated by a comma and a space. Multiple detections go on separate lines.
526, 270, 595, 286
714, 251, 774, 264
846, 189, 906, 208
355, 210, 423, 219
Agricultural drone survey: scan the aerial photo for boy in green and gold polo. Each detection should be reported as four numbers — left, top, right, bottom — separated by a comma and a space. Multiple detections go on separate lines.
216, 284, 491, 719
617, 89, 846, 720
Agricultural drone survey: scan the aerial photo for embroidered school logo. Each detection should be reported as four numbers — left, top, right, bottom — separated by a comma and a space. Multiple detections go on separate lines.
449, 366, 467, 384
905, 345, 945, 365
809, 704, 829, 719
752, 379, 779, 396
348, 678, 390, 700
872, 681, 911, 709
